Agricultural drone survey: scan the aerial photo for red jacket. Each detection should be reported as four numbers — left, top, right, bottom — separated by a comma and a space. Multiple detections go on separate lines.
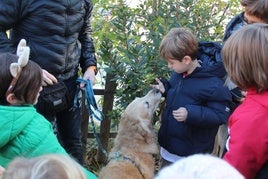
224, 88, 268, 179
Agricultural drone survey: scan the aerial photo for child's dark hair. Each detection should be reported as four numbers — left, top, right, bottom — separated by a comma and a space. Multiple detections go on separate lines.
0, 53, 42, 104
241, 0, 268, 23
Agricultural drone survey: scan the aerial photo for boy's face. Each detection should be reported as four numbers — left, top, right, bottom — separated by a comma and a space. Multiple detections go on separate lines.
166, 57, 190, 74
244, 12, 265, 24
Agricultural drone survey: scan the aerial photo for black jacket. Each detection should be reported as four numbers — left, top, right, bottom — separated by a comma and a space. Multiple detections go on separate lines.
0, 0, 97, 80
223, 12, 244, 43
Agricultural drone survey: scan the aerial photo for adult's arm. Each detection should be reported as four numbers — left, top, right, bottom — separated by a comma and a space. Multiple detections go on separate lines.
0, 0, 28, 53
79, 0, 97, 74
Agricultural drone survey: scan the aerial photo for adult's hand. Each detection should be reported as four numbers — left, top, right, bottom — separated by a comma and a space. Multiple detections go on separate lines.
81, 67, 96, 88
42, 69, 57, 86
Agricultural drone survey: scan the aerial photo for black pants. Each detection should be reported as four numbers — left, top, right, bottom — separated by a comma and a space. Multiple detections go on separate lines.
36, 76, 84, 165
256, 161, 268, 179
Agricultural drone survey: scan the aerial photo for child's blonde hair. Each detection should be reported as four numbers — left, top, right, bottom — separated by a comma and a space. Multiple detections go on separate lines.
3, 154, 86, 179
159, 27, 198, 61
222, 23, 268, 93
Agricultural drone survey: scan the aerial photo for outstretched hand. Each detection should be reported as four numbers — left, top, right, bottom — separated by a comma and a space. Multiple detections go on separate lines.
150, 78, 165, 94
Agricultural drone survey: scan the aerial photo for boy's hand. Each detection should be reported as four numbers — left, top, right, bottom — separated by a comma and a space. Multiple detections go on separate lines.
151, 78, 165, 94
173, 107, 188, 122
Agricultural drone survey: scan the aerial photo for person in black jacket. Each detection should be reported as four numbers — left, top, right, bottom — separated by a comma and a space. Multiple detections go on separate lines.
152, 27, 232, 169
223, 0, 267, 42
0, 0, 97, 165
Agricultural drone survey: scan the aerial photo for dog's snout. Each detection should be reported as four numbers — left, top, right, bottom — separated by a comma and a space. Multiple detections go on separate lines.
153, 87, 161, 94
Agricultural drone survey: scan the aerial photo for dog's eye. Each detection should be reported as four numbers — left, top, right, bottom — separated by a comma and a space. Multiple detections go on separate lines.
153, 87, 160, 94
145, 101, 150, 108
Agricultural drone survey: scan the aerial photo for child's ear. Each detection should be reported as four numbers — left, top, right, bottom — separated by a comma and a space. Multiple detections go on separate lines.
182, 56, 192, 64
6, 93, 21, 105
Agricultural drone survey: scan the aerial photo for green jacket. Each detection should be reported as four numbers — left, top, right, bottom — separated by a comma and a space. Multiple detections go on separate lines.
0, 105, 97, 179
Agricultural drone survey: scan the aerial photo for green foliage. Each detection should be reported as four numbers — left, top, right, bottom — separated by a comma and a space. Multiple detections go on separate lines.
92, 0, 241, 122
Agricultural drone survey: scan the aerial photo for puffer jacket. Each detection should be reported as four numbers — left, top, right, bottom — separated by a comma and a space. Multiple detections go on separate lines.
158, 42, 232, 156
0, 0, 96, 80
223, 12, 244, 43
0, 105, 97, 179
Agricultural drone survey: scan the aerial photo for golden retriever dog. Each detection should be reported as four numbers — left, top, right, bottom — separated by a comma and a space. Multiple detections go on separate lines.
98, 88, 162, 179
212, 124, 228, 158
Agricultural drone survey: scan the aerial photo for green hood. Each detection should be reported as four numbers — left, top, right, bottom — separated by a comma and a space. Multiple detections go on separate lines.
0, 105, 37, 148
0, 105, 97, 179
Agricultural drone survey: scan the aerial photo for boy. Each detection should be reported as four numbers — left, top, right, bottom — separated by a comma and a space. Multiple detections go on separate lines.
153, 28, 232, 168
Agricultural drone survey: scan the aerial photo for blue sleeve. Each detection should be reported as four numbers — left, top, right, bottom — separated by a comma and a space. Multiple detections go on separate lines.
185, 84, 232, 127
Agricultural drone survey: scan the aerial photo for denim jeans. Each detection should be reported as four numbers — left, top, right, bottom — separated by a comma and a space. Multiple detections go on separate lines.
36, 75, 84, 165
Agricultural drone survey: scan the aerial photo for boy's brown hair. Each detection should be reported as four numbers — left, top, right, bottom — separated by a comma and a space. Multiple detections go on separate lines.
241, 0, 268, 23
159, 27, 198, 61
0, 53, 42, 104
222, 23, 268, 93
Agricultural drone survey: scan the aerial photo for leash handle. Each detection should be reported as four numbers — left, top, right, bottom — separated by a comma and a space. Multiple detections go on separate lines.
74, 78, 105, 121
74, 78, 108, 157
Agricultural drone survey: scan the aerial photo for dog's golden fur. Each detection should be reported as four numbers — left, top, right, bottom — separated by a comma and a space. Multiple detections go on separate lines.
98, 89, 162, 179
212, 124, 228, 158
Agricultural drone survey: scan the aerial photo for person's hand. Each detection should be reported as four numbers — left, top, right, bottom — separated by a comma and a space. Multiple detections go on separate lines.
0, 165, 5, 179
42, 69, 57, 86
151, 78, 165, 94
239, 90, 247, 102
173, 107, 188, 122
81, 67, 96, 88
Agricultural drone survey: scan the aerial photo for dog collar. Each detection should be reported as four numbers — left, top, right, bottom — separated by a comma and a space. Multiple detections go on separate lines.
109, 151, 145, 179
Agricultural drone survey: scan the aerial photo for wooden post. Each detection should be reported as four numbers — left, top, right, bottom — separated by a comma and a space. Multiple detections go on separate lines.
97, 73, 117, 163
81, 91, 89, 162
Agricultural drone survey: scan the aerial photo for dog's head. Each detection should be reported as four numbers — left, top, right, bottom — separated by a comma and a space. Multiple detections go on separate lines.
122, 88, 162, 132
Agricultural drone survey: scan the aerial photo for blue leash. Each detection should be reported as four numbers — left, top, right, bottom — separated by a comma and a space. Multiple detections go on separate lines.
74, 78, 108, 157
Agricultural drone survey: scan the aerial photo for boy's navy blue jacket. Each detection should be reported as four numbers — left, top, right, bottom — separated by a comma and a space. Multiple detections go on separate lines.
158, 42, 232, 156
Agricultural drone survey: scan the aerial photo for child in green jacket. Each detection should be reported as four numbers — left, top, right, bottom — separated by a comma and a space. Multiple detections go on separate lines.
0, 39, 97, 179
